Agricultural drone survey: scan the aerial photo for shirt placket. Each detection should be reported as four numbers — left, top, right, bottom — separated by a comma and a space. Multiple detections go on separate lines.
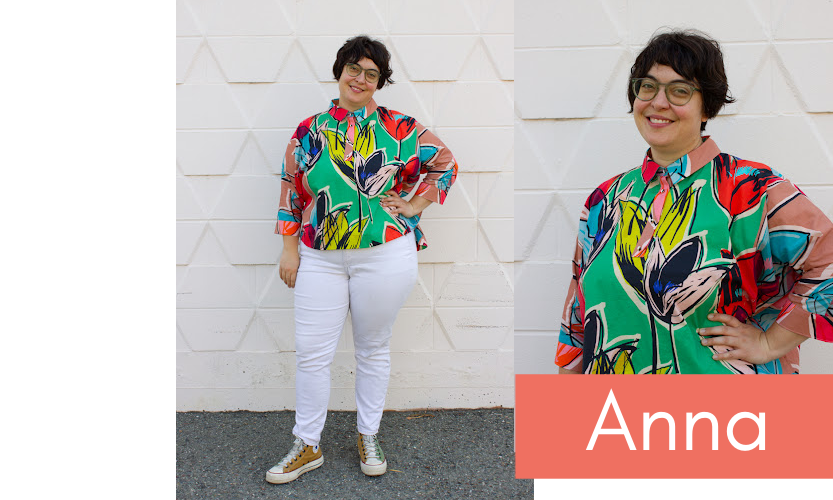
343, 115, 356, 161
633, 167, 671, 259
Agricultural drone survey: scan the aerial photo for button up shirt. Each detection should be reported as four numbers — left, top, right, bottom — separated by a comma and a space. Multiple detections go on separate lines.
556, 137, 833, 374
276, 99, 458, 250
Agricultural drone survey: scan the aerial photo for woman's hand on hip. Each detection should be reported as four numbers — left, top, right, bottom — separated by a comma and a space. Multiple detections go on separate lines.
279, 236, 300, 288
380, 190, 430, 219
698, 313, 806, 365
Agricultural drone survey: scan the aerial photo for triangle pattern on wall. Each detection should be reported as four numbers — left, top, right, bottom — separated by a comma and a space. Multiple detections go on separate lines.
177, 0, 515, 411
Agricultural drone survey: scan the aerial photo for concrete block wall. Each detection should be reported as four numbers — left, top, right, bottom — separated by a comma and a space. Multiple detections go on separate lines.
177, 0, 514, 410
515, 0, 833, 375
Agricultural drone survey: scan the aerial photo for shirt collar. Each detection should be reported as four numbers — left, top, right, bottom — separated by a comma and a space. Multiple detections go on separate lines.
328, 98, 377, 122
640, 136, 721, 185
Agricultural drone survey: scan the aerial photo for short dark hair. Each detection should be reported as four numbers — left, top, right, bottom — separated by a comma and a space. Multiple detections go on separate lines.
628, 29, 735, 131
332, 35, 394, 89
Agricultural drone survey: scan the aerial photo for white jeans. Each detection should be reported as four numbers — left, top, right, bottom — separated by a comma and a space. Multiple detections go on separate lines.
292, 232, 417, 446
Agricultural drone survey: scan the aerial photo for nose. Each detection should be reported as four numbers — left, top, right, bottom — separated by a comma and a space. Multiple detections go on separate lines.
651, 87, 670, 109
355, 71, 366, 84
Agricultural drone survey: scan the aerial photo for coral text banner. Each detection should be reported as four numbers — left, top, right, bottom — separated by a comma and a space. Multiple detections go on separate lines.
515, 375, 833, 479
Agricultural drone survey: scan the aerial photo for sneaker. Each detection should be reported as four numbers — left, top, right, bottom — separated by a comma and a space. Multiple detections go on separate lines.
265, 436, 323, 484
358, 433, 387, 476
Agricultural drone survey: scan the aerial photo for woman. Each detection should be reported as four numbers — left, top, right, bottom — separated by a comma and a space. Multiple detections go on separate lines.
266, 35, 457, 483
556, 30, 833, 375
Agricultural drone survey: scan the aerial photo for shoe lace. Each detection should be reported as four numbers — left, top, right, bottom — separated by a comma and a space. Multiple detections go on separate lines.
277, 437, 306, 468
361, 434, 381, 460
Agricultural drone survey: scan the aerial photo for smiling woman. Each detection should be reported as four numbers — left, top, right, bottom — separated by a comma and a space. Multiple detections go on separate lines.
337, 59, 381, 111
555, 29, 833, 375
631, 64, 707, 166
268, 35, 458, 484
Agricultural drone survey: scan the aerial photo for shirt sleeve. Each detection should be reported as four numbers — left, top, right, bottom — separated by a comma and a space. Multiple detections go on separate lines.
556, 232, 586, 371
275, 123, 307, 237
412, 123, 458, 205
764, 181, 833, 342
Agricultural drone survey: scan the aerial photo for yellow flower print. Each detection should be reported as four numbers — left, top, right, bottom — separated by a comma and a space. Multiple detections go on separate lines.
321, 209, 368, 250
654, 179, 704, 256
353, 120, 376, 159
322, 128, 352, 180
615, 199, 648, 298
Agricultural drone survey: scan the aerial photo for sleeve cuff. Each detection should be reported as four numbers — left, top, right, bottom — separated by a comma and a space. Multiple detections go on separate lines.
275, 220, 301, 236
775, 301, 815, 339
414, 182, 444, 205
555, 343, 583, 370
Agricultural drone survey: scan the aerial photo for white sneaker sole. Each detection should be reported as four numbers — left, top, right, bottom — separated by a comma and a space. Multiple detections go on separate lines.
360, 459, 387, 476
265, 456, 324, 484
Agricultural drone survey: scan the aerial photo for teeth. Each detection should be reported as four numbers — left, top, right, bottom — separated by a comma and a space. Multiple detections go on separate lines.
649, 117, 671, 124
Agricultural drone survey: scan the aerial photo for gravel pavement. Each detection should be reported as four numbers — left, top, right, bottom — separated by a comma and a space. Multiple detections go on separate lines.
177, 409, 532, 499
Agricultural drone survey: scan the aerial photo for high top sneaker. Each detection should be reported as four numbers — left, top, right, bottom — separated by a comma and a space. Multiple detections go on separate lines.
358, 433, 387, 476
265, 436, 323, 484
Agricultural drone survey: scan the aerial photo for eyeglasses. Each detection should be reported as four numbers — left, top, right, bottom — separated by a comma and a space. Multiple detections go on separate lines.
344, 63, 381, 84
631, 77, 700, 105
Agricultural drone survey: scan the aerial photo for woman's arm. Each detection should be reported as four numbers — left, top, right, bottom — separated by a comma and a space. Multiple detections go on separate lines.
699, 314, 807, 364
279, 235, 300, 288
276, 119, 311, 238
378, 121, 454, 224
379, 192, 432, 218
700, 178, 833, 364
410, 124, 458, 206
276, 121, 311, 288
555, 234, 586, 373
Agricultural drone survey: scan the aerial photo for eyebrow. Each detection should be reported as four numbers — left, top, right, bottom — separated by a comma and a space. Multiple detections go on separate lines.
644, 74, 696, 85
351, 62, 380, 72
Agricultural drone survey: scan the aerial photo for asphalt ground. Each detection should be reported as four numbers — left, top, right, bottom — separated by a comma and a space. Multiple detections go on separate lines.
176, 409, 532, 499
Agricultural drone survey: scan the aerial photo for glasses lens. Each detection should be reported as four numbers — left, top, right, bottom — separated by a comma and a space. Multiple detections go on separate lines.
666, 83, 693, 105
364, 70, 380, 83
345, 63, 361, 77
634, 78, 658, 101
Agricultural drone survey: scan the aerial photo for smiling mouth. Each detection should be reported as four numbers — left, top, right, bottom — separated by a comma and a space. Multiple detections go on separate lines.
648, 117, 673, 124
349, 85, 364, 93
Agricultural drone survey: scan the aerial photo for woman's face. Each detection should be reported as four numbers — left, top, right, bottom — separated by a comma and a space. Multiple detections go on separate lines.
337, 57, 379, 112
633, 63, 707, 163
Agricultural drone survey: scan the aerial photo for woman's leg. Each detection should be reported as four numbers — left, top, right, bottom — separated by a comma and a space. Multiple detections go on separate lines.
346, 233, 418, 435
292, 246, 349, 447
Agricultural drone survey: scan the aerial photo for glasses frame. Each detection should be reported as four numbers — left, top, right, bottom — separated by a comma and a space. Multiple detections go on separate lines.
631, 77, 701, 106
344, 62, 381, 84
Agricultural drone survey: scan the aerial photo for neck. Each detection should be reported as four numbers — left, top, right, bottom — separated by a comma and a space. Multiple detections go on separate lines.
651, 135, 703, 167
336, 99, 366, 113
650, 136, 704, 167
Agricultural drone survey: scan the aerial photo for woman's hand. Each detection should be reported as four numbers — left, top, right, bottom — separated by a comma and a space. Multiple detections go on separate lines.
380, 190, 431, 218
279, 236, 300, 288
698, 313, 806, 364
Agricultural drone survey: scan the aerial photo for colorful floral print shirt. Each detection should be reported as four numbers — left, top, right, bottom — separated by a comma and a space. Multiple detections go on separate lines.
276, 99, 457, 250
556, 137, 833, 374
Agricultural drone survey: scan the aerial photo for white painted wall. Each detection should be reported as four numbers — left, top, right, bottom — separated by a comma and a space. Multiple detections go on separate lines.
515, 0, 833, 374
176, 0, 514, 410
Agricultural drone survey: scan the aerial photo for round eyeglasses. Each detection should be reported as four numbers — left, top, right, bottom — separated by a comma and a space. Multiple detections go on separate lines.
344, 63, 381, 84
631, 77, 700, 106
